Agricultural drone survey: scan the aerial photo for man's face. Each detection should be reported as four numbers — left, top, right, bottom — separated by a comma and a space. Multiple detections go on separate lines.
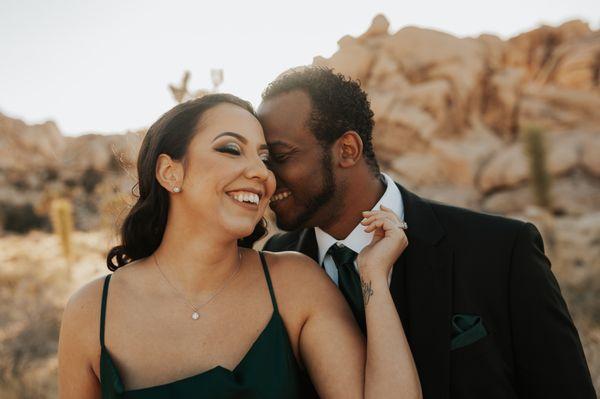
257, 90, 340, 231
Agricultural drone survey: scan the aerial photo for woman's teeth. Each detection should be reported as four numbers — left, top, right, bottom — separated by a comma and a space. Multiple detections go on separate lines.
229, 191, 260, 205
270, 191, 291, 203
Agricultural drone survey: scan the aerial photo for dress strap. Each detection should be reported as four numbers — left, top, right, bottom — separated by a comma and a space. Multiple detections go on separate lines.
99, 274, 111, 348
258, 251, 280, 314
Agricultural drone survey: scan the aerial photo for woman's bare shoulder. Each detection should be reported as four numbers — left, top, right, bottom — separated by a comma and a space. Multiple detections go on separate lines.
261, 250, 328, 282
63, 259, 147, 325
260, 250, 341, 307
63, 275, 108, 324
60, 274, 110, 369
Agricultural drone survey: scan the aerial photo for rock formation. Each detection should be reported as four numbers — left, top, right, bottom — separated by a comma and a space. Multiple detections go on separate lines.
314, 15, 600, 216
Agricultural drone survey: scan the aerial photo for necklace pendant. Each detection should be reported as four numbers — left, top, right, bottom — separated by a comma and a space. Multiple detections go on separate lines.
191, 312, 200, 320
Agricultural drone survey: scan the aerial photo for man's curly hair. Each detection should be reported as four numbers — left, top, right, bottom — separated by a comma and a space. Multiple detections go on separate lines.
261, 67, 379, 175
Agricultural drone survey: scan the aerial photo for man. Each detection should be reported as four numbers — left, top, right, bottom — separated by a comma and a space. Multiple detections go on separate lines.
258, 67, 595, 398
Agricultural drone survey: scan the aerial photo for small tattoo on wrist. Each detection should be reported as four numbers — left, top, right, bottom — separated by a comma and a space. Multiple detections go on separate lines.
361, 277, 374, 305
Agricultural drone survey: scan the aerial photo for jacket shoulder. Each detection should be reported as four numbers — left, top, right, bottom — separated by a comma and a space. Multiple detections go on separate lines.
427, 199, 527, 240
263, 230, 304, 251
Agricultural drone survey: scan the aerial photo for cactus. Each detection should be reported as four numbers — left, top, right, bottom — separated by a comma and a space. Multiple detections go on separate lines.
523, 125, 552, 209
50, 198, 74, 265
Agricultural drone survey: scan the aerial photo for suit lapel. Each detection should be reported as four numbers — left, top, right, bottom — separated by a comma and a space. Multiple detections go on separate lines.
395, 184, 453, 399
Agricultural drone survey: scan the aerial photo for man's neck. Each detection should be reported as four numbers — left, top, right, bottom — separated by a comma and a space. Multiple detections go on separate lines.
319, 172, 385, 240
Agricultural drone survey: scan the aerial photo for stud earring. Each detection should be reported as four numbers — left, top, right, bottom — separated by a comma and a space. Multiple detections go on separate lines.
173, 187, 181, 193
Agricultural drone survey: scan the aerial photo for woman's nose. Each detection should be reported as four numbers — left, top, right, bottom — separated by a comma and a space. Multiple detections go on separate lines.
245, 156, 270, 181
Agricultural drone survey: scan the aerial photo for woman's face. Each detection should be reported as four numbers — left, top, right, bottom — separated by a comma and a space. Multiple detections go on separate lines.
170, 103, 276, 240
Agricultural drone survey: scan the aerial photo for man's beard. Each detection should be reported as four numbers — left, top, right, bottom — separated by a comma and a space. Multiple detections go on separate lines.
275, 150, 338, 231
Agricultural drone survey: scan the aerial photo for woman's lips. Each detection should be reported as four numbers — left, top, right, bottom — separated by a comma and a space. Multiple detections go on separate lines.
225, 192, 260, 210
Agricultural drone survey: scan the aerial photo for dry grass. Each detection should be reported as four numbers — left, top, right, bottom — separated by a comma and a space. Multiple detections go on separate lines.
0, 230, 110, 399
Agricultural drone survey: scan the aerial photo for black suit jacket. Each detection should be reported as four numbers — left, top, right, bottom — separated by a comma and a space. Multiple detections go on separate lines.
263, 183, 596, 399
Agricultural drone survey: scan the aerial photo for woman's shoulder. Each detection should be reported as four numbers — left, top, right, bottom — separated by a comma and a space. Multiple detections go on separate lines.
60, 274, 110, 368
63, 259, 148, 321
261, 250, 328, 284
63, 275, 109, 325
260, 250, 341, 308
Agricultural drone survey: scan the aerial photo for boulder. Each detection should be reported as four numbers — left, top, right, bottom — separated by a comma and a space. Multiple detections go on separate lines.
313, 41, 374, 82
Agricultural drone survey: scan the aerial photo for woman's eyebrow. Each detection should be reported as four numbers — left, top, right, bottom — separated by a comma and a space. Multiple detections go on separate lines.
212, 132, 247, 143
213, 132, 269, 151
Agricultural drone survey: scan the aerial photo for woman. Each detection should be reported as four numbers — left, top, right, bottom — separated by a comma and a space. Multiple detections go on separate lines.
57, 94, 421, 398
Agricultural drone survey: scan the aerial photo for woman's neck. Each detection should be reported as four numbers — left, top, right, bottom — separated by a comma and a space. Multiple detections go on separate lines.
151, 214, 242, 299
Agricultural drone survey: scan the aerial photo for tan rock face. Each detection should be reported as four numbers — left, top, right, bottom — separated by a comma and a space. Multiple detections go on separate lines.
477, 130, 596, 194
0, 114, 65, 171
360, 13, 390, 39
311, 15, 599, 215
313, 40, 374, 82
582, 133, 600, 176
0, 112, 142, 232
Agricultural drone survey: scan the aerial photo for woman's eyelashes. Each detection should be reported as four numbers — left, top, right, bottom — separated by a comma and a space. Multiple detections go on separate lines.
216, 143, 242, 155
215, 143, 271, 165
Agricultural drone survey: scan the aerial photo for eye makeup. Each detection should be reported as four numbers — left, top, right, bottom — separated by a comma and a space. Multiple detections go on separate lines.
216, 142, 242, 155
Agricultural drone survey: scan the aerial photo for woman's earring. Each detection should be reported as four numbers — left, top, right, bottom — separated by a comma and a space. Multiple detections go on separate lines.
173, 187, 181, 193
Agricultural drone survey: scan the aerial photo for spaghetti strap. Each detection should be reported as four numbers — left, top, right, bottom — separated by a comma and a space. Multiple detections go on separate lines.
99, 274, 111, 348
258, 251, 279, 314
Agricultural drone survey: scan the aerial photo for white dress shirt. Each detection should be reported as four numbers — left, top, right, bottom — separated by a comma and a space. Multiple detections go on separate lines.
314, 173, 404, 287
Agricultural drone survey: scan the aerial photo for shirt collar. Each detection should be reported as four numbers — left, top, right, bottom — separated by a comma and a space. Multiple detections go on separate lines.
314, 173, 404, 264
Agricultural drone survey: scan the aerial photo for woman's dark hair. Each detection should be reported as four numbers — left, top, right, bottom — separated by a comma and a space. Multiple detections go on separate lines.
107, 93, 268, 271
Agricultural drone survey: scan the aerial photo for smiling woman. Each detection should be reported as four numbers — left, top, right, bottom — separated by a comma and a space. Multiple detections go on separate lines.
106, 94, 271, 269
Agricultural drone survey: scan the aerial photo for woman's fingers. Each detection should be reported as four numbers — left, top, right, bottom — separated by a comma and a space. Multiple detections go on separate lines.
363, 216, 403, 234
361, 209, 406, 231
360, 211, 403, 226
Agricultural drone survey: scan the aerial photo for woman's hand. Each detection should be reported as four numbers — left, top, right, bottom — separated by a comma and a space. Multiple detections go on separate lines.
357, 204, 408, 282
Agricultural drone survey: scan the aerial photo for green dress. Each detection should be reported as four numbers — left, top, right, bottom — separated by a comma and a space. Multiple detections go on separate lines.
100, 252, 320, 398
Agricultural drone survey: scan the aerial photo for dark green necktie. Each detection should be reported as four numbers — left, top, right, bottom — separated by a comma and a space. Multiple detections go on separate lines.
327, 244, 366, 334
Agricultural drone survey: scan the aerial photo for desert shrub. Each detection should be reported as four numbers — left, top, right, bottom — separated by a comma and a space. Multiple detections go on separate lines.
0, 203, 49, 233
80, 167, 103, 194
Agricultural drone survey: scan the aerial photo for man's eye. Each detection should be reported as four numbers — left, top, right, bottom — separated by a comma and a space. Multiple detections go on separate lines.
217, 145, 241, 155
271, 153, 289, 163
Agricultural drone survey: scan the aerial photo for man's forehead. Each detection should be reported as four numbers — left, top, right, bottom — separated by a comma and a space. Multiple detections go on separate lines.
258, 90, 311, 124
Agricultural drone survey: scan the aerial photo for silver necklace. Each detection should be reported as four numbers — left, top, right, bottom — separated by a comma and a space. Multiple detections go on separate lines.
153, 250, 242, 320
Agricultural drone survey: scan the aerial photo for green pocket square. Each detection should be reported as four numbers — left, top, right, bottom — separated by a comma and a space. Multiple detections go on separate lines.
451, 314, 488, 350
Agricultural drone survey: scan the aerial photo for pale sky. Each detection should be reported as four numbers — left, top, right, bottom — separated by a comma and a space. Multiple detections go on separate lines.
1, 0, 598, 136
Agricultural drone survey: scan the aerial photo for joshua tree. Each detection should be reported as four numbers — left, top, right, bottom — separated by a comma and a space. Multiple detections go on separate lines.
50, 198, 74, 273
169, 70, 222, 103
523, 125, 552, 209
168, 70, 191, 103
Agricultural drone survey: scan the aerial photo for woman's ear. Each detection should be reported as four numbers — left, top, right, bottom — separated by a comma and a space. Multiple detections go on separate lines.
156, 154, 184, 193
336, 131, 363, 168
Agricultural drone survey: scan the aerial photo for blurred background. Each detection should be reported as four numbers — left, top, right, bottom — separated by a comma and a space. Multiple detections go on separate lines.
1, 1, 599, 397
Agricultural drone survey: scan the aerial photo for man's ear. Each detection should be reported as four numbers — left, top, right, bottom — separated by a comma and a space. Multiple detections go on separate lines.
336, 131, 363, 168
156, 154, 185, 193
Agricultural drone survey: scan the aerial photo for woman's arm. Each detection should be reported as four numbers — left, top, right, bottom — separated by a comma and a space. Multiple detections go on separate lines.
359, 204, 421, 398
268, 250, 366, 398
58, 278, 104, 399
